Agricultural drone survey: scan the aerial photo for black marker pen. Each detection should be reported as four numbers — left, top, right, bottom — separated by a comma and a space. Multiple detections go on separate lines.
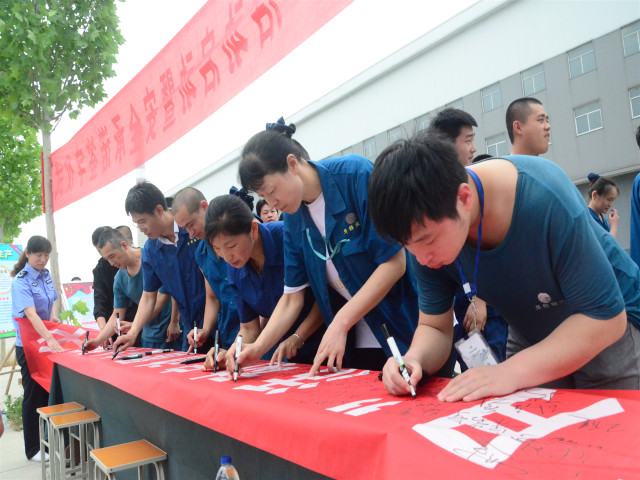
81, 331, 89, 355
381, 324, 416, 398
213, 329, 219, 373
111, 344, 122, 360
233, 335, 242, 382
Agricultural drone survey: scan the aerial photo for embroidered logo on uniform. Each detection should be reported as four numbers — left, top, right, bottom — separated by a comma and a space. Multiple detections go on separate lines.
343, 215, 361, 235
17, 271, 27, 278
32, 282, 38, 287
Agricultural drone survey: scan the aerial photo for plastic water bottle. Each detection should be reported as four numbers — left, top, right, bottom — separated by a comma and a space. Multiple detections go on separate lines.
215, 456, 239, 480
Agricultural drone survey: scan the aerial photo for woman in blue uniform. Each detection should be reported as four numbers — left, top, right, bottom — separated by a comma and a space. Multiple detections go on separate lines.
202, 194, 325, 372
587, 173, 619, 239
236, 119, 419, 375
11, 236, 62, 461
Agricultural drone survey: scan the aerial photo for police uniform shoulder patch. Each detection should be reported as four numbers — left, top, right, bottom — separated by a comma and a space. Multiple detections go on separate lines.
17, 270, 27, 278
32, 282, 38, 287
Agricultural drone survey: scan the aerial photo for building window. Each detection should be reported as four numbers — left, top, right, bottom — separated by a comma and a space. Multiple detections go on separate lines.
388, 127, 403, 145
447, 99, 464, 110
485, 134, 508, 157
630, 86, 640, 118
521, 65, 546, 96
568, 43, 596, 78
482, 83, 502, 113
574, 101, 603, 135
341, 147, 353, 156
363, 137, 377, 159
415, 113, 431, 132
623, 20, 640, 56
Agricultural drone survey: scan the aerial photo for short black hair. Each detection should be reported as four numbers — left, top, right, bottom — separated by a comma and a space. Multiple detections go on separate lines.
115, 225, 133, 245
256, 198, 269, 215
506, 97, 542, 143
369, 132, 467, 245
173, 187, 206, 215
427, 108, 477, 142
92, 226, 111, 247
636, 125, 640, 149
204, 194, 255, 246
97, 228, 126, 250
125, 182, 168, 216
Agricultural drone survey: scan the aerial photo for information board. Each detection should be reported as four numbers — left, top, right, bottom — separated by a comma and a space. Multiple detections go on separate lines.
0, 244, 22, 338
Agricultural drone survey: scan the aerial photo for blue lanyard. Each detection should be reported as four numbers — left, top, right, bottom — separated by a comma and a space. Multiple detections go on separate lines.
455, 169, 484, 301
305, 228, 350, 261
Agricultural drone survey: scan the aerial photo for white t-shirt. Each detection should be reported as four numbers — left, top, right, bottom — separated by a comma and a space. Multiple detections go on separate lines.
305, 193, 379, 348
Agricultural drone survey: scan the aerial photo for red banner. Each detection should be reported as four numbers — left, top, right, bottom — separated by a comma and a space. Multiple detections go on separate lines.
18, 319, 99, 391
49, 0, 353, 211
48, 346, 640, 479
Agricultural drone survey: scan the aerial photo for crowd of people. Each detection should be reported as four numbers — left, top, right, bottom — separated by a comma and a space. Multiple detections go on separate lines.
11, 100, 640, 461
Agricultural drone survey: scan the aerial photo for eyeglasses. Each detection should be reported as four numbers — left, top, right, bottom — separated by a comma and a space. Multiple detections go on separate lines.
131, 217, 148, 228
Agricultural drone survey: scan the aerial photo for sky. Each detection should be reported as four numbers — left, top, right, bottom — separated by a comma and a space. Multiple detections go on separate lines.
12, 0, 477, 283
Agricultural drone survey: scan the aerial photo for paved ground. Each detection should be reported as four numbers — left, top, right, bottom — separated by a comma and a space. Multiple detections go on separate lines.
0, 345, 42, 480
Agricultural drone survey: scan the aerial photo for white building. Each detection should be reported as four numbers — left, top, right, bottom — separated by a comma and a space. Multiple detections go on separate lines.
168, 0, 640, 249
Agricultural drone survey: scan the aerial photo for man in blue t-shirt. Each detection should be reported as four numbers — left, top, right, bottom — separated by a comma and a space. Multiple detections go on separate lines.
114, 182, 207, 352
85, 228, 180, 351
368, 133, 640, 402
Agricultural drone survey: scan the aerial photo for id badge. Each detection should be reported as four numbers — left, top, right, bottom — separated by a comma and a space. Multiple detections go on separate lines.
454, 329, 498, 368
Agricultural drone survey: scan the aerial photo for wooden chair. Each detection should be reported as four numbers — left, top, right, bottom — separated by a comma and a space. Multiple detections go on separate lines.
37, 402, 85, 480
90, 440, 167, 480
49, 409, 100, 479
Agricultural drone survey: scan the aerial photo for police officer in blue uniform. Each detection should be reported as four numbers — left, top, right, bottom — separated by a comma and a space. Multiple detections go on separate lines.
236, 119, 419, 375
114, 182, 208, 353
172, 186, 240, 351
11, 235, 62, 461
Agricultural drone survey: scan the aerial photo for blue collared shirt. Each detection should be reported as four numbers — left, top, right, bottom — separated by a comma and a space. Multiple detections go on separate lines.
141, 228, 206, 328
283, 155, 419, 356
228, 222, 287, 323
195, 241, 240, 349
588, 207, 611, 232
227, 221, 322, 359
12, 264, 59, 347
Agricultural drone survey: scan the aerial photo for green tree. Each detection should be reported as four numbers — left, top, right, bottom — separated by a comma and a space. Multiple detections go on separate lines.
0, 0, 124, 305
0, 114, 42, 242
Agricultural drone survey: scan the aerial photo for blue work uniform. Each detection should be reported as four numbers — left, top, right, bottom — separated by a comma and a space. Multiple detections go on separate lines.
588, 207, 610, 232
195, 241, 240, 350
227, 221, 323, 361
283, 155, 419, 357
141, 227, 206, 350
12, 263, 59, 459
12, 264, 58, 347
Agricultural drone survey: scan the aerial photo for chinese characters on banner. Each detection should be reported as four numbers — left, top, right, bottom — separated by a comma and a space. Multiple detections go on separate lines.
0, 244, 22, 338
49, 0, 353, 211
20, 320, 640, 479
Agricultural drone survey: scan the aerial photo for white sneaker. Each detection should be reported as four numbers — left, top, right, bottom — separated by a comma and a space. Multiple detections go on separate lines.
29, 451, 49, 462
